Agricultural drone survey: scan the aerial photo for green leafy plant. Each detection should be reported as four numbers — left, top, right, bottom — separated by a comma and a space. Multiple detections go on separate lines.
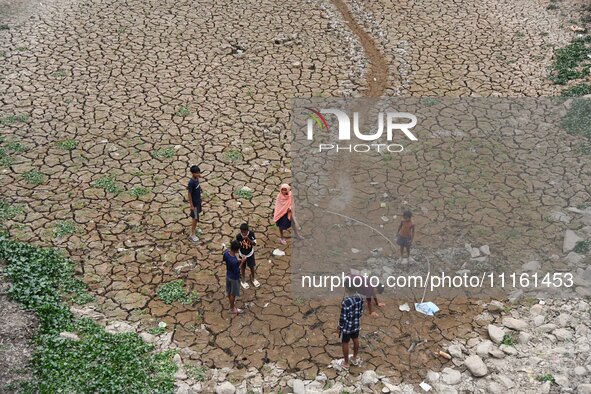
152, 147, 176, 159
500, 334, 516, 346
561, 99, 591, 141
0, 236, 178, 393
0, 147, 13, 167
57, 139, 78, 150
561, 83, 591, 97
147, 326, 167, 335
22, 171, 44, 185
129, 187, 149, 198
53, 70, 67, 78
235, 189, 253, 199
0, 114, 28, 125
574, 240, 590, 254
186, 365, 207, 381
157, 280, 200, 305
176, 106, 190, 117
536, 374, 556, 383
93, 175, 123, 194
0, 200, 24, 224
549, 35, 591, 85
53, 220, 77, 238
0, 24, 9, 30
225, 149, 242, 161
6, 141, 27, 152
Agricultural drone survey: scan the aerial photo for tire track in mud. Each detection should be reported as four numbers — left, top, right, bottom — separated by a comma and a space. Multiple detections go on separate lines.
329, 0, 389, 97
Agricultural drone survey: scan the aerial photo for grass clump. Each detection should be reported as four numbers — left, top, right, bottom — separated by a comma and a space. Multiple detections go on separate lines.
176, 106, 190, 117
574, 240, 590, 254
93, 175, 123, 194
500, 334, 516, 346
156, 280, 200, 305
53, 220, 77, 238
0, 114, 29, 125
22, 171, 44, 185
561, 98, 591, 140
0, 147, 13, 167
0, 200, 24, 224
549, 35, 591, 85
53, 70, 67, 79
561, 83, 591, 97
129, 187, 149, 198
186, 365, 207, 381
0, 236, 178, 393
235, 188, 253, 200
536, 374, 556, 384
152, 147, 176, 159
225, 149, 242, 161
57, 139, 78, 150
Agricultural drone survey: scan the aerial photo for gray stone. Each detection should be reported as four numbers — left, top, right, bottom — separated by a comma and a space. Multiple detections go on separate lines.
489, 349, 505, 359
470, 247, 481, 258
499, 344, 518, 355
441, 368, 461, 385
538, 323, 557, 333
215, 382, 236, 394
432, 384, 457, 394
555, 375, 569, 387
578, 384, 591, 394
533, 315, 545, 326
495, 374, 515, 389
487, 300, 504, 313
464, 355, 488, 377
477, 340, 493, 357
564, 230, 583, 253
176, 383, 191, 394
480, 245, 491, 255
540, 381, 551, 394
447, 344, 464, 360
502, 317, 528, 331
574, 366, 587, 376
557, 313, 571, 327
521, 260, 540, 272
488, 324, 505, 343
426, 370, 440, 383
139, 332, 156, 343
487, 382, 504, 394
361, 370, 378, 386
565, 252, 584, 265
530, 304, 544, 315
550, 211, 571, 223
553, 328, 573, 341
518, 332, 531, 344
292, 379, 305, 394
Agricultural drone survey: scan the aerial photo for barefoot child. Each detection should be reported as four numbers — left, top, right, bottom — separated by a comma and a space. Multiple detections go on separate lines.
396, 210, 415, 260
336, 281, 364, 369
273, 183, 303, 244
223, 240, 245, 314
187, 165, 202, 242
236, 223, 259, 289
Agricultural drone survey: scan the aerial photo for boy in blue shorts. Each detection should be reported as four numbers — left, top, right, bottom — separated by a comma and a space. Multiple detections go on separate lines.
187, 165, 202, 242
223, 240, 245, 314
236, 223, 259, 289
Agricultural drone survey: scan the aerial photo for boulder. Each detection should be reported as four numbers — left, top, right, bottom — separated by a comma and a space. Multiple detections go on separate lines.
292, 379, 305, 394
215, 382, 236, 394
488, 325, 505, 343
464, 355, 488, 377
361, 370, 378, 386
502, 317, 528, 331
441, 368, 461, 385
563, 230, 583, 253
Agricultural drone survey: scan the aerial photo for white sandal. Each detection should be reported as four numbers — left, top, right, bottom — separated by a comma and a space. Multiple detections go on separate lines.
241, 281, 250, 289
252, 279, 261, 288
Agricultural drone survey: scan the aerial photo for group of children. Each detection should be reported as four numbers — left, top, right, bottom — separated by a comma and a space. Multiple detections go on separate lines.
186, 164, 417, 364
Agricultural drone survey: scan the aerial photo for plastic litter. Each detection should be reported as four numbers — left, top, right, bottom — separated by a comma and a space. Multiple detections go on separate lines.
272, 249, 285, 256
419, 381, 432, 391
415, 302, 439, 316
399, 303, 410, 312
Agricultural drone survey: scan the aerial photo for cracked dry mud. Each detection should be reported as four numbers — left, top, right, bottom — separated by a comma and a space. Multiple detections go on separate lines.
1, 0, 590, 390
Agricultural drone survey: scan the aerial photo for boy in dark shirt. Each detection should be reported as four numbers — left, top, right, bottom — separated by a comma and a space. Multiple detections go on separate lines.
187, 165, 202, 242
223, 240, 245, 314
337, 281, 364, 369
236, 223, 259, 289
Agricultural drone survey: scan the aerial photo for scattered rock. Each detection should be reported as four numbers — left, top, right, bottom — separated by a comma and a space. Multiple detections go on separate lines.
488, 325, 505, 343
105, 321, 135, 334
361, 370, 378, 386
477, 340, 494, 357
563, 230, 583, 253
502, 317, 528, 331
464, 355, 488, 377
553, 328, 573, 341
578, 383, 591, 394
447, 344, 464, 360
215, 381, 236, 394
480, 245, 491, 255
565, 252, 584, 265
441, 368, 461, 385
487, 300, 504, 313
521, 260, 540, 272
292, 379, 305, 394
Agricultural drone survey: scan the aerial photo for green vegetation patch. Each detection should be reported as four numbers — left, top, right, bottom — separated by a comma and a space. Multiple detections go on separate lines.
22, 171, 45, 185
176, 106, 190, 117
0, 236, 178, 393
500, 334, 516, 346
157, 280, 200, 305
235, 188, 253, 200
93, 175, 123, 194
152, 147, 176, 159
57, 139, 78, 151
53, 220, 77, 238
536, 374, 556, 384
129, 187, 150, 198
574, 240, 590, 254
549, 35, 591, 85
0, 114, 29, 126
0, 200, 24, 224
561, 98, 591, 142
561, 83, 591, 97
225, 149, 242, 161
